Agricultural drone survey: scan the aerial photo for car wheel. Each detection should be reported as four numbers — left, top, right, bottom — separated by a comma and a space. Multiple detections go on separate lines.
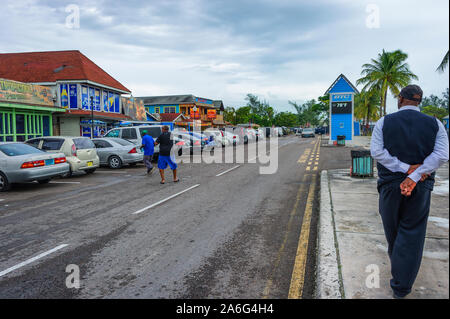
85, 168, 96, 174
62, 167, 73, 178
0, 172, 11, 192
108, 155, 122, 169
38, 179, 51, 184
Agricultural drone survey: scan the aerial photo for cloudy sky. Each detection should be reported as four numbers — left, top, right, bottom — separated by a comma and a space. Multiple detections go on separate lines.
1, 0, 449, 113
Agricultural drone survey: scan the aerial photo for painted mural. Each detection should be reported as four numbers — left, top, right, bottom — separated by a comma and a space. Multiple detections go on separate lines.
0, 78, 55, 107
121, 96, 146, 121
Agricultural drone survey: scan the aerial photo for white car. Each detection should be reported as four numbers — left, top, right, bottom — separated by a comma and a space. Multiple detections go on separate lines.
222, 130, 240, 145
26, 136, 99, 177
204, 130, 229, 147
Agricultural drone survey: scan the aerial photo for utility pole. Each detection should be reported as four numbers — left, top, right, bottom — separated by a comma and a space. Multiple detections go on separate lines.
90, 96, 94, 139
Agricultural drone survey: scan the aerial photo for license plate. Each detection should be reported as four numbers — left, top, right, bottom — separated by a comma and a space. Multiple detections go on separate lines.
87, 161, 93, 167
45, 159, 54, 166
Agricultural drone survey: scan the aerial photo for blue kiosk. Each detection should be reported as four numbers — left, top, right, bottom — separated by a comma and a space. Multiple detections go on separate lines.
324, 74, 359, 144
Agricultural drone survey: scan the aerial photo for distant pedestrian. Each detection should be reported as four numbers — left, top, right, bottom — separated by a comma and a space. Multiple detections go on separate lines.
370, 85, 449, 299
140, 130, 155, 175
154, 126, 179, 184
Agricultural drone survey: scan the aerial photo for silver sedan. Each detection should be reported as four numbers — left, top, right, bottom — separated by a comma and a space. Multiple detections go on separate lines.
92, 138, 144, 169
0, 142, 70, 191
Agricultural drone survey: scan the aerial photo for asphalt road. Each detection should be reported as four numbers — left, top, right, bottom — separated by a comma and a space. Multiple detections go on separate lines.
0, 135, 352, 299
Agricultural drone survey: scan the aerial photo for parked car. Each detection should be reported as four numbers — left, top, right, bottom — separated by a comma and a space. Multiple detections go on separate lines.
295, 128, 303, 136
171, 135, 192, 156
273, 127, 283, 137
314, 127, 326, 135
233, 127, 250, 144
301, 128, 315, 138
25, 136, 99, 176
104, 125, 166, 158
175, 132, 205, 154
0, 142, 70, 191
92, 138, 143, 169
204, 130, 229, 147
219, 129, 240, 145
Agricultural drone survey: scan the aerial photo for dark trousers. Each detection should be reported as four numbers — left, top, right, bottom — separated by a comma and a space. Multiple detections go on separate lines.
378, 181, 431, 297
143, 155, 153, 170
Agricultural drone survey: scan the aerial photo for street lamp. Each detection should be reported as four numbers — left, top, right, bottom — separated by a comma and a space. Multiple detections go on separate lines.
192, 106, 198, 119
90, 96, 94, 139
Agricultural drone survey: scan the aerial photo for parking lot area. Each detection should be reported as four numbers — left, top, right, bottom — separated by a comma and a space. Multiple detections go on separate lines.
0, 135, 352, 299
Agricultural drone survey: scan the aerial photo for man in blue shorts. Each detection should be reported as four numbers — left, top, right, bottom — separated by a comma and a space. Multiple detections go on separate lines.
140, 130, 155, 175
154, 126, 179, 184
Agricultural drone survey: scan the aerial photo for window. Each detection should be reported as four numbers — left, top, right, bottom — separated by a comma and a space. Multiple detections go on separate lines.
164, 107, 176, 113
121, 128, 137, 139
26, 138, 42, 148
93, 140, 112, 148
105, 129, 120, 138
0, 143, 44, 156
73, 138, 95, 150
139, 127, 162, 138
42, 139, 65, 151
155, 107, 160, 114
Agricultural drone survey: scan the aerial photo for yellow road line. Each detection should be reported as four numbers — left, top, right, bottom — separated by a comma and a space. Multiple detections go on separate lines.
262, 174, 309, 298
288, 174, 317, 299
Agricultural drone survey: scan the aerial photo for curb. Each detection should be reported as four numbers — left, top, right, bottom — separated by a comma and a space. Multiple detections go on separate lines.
315, 170, 343, 298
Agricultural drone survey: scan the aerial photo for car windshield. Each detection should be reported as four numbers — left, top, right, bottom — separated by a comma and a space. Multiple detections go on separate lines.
0, 143, 44, 156
105, 129, 120, 138
73, 138, 95, 150
303, 129, 313, 132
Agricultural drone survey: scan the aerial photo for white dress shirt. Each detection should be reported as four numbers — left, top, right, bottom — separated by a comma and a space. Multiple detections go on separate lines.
370, 105, 449, 183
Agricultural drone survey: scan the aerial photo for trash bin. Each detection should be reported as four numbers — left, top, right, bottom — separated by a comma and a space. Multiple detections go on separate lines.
351, 149, 374, 177
337, 135, 346, 146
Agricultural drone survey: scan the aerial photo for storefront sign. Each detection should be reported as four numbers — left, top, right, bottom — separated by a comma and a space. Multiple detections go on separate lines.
190, 109, 200, 119
207, 109, 216, 119
0, 79, 55, 107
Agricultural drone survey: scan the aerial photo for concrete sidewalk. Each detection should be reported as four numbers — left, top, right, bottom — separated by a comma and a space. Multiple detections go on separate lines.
317, 160, 449, 299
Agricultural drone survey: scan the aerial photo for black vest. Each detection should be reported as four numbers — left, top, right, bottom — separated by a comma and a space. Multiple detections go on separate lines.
377, 109, 439, 189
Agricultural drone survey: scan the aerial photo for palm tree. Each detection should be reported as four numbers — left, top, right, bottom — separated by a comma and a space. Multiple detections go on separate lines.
357, 49, 418, 117
354, 89, 380, 135
436, 50, 449, 73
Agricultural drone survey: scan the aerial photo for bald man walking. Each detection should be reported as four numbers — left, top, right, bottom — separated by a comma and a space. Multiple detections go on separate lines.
371, 85, 449, 298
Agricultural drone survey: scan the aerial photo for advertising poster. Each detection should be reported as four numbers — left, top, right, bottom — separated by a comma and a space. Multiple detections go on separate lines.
60, 84, 69, 108
95, 89, 101, 111
108, 92, 114, 112
69, 84, 78, 109
81, 86, 89, 110
103, 91, 109, 112
114, 93, 120, 113
89, 87, 95, 110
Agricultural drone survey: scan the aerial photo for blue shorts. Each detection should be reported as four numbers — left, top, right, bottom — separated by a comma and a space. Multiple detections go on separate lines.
158, 155, 178, 170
